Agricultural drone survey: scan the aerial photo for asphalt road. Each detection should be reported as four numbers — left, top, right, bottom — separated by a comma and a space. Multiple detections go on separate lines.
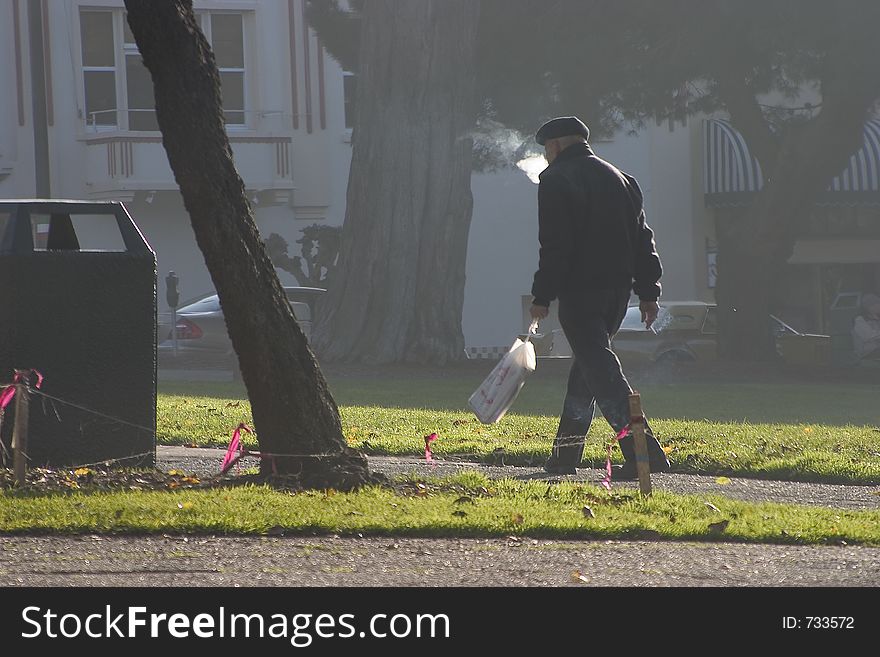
2, 535, 878, 587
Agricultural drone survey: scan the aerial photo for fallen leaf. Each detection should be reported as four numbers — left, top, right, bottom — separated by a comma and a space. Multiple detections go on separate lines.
226, 401, 241, 408
453, 496, 475, 505
177, 502, 194, 510
708, 519, 730, 535
803, 427, 813, 434
167, 470, 182, 476
571, 570, 589, 584
705, 503, 721, 513
582, 506, 595, 519
74, 468, 93, 477
511, 513, 524, 525
715, 476, 731, 485
662, 445, 674, 455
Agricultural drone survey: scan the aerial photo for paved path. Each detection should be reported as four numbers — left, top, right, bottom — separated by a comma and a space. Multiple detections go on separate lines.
160, 446, 880, 511
3, 447, 878, 588
1, 535, 877, 587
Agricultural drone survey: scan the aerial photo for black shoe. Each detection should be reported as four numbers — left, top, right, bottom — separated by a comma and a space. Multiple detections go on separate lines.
544, 459, 577, 475
612, 458, 671, 480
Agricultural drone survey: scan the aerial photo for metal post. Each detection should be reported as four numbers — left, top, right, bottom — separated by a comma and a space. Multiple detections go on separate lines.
628, 392, 652, 496
12, 384, 30, 487
172, 305, 178, 357
166, 271, 180, 358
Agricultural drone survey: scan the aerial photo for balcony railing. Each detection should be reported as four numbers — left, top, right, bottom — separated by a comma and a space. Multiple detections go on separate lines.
81, 110, 294, 203
85, 109, 297, 134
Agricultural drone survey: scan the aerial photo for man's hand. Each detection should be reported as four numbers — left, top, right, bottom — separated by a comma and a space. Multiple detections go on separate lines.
530, 304, 549, 321
640, 300, 659, 330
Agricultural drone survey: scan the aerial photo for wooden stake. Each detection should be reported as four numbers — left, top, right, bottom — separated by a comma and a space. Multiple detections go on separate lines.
628, 392, 652, 496
12, 384, 29, 487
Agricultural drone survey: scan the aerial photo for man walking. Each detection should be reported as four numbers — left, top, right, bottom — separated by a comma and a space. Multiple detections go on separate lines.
530, 116, 671, 478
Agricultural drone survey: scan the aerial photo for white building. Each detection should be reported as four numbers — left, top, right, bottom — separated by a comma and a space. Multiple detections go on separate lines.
4, 1, 874, 357
1, 0, 353, 311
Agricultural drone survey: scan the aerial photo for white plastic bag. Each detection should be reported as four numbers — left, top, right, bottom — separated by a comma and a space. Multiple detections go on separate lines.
468, 323, 538, 424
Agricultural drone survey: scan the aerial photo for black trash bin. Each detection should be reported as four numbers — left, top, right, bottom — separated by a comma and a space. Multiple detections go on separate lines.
0, 200, 156, 467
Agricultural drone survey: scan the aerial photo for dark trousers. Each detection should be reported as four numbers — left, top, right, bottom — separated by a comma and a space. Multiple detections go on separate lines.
549, 288, 665, 467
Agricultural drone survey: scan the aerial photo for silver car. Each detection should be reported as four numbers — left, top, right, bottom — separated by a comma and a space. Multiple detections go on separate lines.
158, 286, 325, 366
611, 301, 831, 367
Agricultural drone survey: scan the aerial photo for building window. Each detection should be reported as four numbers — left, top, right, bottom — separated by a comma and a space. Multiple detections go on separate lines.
80, 9, 249, 131
122, 16, 158, 131
342, 72, 356, 130
80, 11, 117, 128
207, 13, 246, 126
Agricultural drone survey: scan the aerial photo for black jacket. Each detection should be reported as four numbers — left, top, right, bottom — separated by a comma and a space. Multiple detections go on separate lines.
531, 142, 662, 306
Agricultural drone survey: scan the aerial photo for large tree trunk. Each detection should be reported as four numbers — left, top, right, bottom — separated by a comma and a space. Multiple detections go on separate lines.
124, 1, 369, 486
715, 97, 873, 360
310, 0, 480, 365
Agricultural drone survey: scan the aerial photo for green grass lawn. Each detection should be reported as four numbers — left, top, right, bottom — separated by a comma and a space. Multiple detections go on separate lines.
157, 370, 880, 485
3, 473, 878, 545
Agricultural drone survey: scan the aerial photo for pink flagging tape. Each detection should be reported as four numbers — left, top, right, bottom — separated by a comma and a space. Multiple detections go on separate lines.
424, 432, 438, 463
220, 423, 252, 475
0, 387, 14, 412
601, 424, 631, 491
0, 369, 45, 412
29, 369, 44, 389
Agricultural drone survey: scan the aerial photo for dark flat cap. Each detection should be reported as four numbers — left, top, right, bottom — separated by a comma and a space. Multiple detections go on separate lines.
535, 116, 590, 145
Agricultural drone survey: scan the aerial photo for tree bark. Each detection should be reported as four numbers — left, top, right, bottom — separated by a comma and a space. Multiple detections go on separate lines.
310, 0, 481, 365
124, 1, 370, 486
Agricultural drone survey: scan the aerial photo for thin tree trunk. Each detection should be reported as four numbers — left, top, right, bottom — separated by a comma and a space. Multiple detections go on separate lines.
311, 0, 480, 365
124, 0, 370, 486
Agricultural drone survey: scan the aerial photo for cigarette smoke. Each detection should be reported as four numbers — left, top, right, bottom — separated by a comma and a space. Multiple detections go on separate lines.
470, 118, 545, 183
515, 154, 548, 184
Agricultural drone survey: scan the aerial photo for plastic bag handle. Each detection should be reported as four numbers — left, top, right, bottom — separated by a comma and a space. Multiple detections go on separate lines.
524, 319, 539, 341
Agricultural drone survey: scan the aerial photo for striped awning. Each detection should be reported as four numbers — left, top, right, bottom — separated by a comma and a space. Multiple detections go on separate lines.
703, 118, 880, 207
